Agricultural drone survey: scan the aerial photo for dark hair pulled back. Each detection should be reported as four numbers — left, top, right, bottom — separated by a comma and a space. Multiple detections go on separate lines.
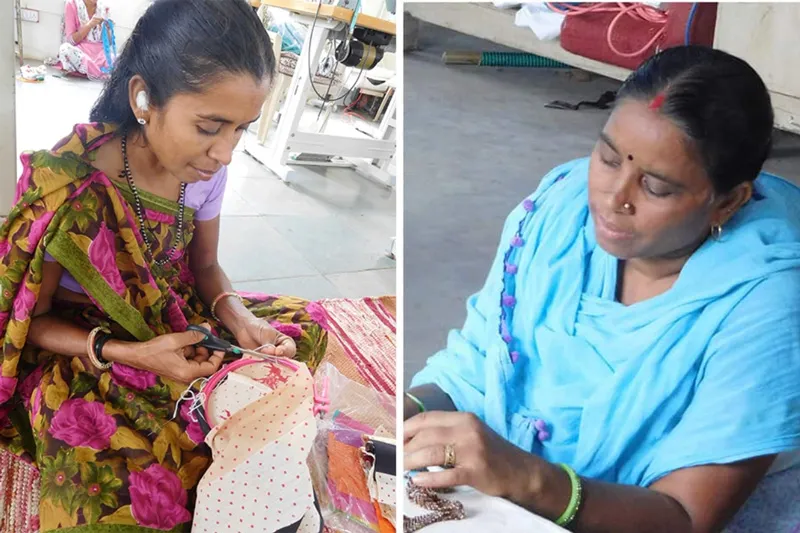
90, 0, 275, 132
617, 45, 773, 194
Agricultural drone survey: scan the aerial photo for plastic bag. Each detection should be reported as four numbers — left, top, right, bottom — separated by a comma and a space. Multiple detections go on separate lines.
309, 363, 396, 533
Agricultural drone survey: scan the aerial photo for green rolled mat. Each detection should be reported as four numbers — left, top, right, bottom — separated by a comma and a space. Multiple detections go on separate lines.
481, 51, 571, 67
443, 51, 571, 68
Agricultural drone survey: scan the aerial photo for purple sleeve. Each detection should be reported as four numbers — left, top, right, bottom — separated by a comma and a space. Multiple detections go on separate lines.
194, 166, 228, 221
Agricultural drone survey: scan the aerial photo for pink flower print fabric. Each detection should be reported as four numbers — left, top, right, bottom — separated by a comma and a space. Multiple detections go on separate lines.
129, 464, 192, 529
110, 364, 157, 391
48, 398, 117, 450
88, 222, 126, 296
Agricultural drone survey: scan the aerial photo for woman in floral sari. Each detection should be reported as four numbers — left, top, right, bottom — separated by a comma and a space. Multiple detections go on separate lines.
0, 0, 327, 531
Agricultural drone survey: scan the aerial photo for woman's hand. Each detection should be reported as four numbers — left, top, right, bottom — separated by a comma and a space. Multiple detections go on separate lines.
89, 15, 104, 28
106, 323, 225, 384
234, 318, 297, 358
404, 411, 543, 504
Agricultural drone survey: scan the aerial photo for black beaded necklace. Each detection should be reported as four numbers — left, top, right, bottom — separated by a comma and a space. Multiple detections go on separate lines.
120, 134, 186, 266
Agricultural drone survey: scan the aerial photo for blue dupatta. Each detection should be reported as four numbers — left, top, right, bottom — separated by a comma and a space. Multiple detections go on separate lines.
412, 158, 800, 486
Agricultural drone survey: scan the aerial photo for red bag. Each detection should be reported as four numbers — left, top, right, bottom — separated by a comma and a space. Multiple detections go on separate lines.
559, 3, 718, 71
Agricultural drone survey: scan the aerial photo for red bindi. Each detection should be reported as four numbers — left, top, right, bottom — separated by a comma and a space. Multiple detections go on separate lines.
649, 93, 666, 110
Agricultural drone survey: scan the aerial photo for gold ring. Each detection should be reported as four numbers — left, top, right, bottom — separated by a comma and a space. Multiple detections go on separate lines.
443, 443, 456, 468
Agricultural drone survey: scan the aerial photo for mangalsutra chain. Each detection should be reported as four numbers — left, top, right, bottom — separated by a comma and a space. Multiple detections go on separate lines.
121, 134, 186, 266
404, 480, 465, 532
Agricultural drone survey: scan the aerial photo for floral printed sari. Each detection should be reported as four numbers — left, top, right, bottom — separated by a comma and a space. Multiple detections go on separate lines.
0, 123, 328, 532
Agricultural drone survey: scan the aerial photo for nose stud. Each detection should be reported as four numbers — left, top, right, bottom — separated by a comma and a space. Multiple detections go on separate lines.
623, 202, 632, 211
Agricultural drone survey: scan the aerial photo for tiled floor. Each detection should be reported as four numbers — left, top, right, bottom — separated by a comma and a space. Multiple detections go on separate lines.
14, 67, 396, 300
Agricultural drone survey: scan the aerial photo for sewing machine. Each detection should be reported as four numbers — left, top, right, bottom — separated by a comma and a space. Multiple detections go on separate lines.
248, 0, 396, 187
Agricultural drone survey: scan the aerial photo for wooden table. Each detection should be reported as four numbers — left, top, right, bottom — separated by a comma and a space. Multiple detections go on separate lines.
263, 0, 395, 35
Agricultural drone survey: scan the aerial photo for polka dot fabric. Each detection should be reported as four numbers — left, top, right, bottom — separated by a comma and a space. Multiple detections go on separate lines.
297, 501, 322, 533
208, 372, 273, 424
192, 360, 320, 532
375, 472, 396, 506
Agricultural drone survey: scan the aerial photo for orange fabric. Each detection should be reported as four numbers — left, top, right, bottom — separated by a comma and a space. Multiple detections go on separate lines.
327, 435, 372, 502
373, 501, 395, 533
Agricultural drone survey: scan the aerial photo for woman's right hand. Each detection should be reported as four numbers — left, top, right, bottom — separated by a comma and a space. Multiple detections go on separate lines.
106, 324, 225, 383
89, 15, 103, 28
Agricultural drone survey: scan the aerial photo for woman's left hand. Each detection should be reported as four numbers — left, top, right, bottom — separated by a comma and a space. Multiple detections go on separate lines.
404, 411, 541, 503
234, 319, 297, 358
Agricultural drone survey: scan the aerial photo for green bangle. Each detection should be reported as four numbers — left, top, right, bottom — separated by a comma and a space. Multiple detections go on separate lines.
405, 392, 426, 413
555, 463, 582, 527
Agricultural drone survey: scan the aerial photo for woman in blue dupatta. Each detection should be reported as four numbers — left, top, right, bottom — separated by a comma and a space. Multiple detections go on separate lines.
404, 46, 800, 532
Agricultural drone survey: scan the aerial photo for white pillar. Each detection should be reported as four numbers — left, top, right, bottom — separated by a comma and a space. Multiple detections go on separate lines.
0, 2, 18, 216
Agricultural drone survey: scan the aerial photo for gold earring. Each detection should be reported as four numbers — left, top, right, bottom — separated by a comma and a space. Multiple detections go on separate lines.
711, 224, 723, 241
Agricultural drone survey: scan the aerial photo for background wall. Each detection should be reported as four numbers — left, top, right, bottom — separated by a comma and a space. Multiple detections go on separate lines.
16, 0, 152, 61
1, 2, 17, 213
17, 0, 393, 62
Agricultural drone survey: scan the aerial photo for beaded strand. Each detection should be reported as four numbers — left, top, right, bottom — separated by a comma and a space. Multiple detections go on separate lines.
404, 481, 466, 532
121, 134, 186, 267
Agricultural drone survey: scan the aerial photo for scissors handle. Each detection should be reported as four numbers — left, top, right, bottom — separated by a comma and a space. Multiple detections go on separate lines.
186, 325, 241, 354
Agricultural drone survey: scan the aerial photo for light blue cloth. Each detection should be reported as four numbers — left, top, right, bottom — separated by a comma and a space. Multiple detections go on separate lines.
268, 20, 304, 55
411, 158, 800, 487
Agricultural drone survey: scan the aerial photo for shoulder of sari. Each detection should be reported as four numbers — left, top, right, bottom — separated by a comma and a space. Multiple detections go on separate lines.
51, 122, 117, 163
10, 123, 118, 209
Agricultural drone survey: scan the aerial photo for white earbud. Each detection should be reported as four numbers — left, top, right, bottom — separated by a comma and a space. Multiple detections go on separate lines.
135, 90, 149, 112
135, 91, 149, 125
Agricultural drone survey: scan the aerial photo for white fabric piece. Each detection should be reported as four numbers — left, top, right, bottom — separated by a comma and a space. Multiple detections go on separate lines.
376, 472, 396, 506
207, 372, 272, 424
193, 423, 316, 532
405, 487, 568, 532
297, 504, 322, 533
192, 359, 319, 533
514, 3, 566, 41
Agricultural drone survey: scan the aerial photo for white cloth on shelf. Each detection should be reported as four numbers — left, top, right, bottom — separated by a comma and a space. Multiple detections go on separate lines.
514, 3, 566, 41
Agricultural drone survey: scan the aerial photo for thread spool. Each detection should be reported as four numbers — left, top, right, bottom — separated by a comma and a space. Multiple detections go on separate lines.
336, 40, 385, 70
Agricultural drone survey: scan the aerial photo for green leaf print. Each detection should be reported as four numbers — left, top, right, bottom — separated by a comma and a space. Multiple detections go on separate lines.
0, 276, 15, 308
75, 463, 123, 524
19, 187, 43, 208
31, 151, 90, 178
61, 194, 100, 233
4, 259, 30, 286
70, 373, 99, 397
109, 387, 168, 434
40, 448, 80, 513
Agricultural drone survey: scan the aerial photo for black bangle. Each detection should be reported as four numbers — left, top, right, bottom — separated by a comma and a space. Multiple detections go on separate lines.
94, 332, 112, 365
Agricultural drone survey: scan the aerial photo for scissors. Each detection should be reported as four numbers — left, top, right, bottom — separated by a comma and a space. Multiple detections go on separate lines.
187, 324, 274, 359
